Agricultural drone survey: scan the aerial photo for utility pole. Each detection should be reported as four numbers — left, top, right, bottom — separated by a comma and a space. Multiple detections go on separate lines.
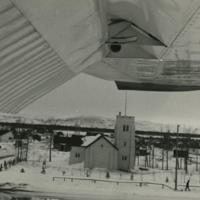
161, 127, 164, 170
17, 128, 20, 161
162, 147, 164, 170
124, 91, 127, 116
152, 145, 154, 168
25, 131, 30, 161
49, 130, 53, 162
196, 151, 198, 171
166, 149, 168, 170
175, 124, 180, 191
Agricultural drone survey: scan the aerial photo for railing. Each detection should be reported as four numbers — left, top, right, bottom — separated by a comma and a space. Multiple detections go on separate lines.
178, 184, 200, 189
0, 154, 14, 160
52, 176, 174, 190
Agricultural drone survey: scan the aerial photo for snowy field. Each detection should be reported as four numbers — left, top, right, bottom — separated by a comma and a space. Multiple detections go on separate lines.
1, 142, 200, 199
0, 143, 15, 157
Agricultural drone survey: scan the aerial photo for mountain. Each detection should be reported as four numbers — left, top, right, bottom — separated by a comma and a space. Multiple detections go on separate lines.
0, 112, 198, 134
60, 116, 198, 133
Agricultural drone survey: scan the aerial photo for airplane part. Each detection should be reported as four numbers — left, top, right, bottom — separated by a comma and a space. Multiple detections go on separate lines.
0, 0, 200, 112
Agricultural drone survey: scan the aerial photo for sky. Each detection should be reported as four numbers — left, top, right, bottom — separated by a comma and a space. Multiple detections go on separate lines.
13, 0, 200, 128
20, 73, 200, 127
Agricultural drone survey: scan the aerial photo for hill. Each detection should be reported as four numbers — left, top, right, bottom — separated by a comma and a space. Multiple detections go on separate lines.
0, 113, 198, 134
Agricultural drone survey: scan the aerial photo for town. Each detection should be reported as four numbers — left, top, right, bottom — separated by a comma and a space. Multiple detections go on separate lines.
0, 112, 200, 199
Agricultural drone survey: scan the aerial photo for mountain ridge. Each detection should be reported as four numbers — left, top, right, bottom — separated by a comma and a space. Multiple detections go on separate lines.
0, 112, 198, 134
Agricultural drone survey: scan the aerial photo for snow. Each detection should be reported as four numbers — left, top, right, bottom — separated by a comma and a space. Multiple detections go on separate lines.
0, 119, 200, 199
0, 142, 200, 199
81, 135, 101, 147
1, 162, 200, 200
0, 142, 15, 158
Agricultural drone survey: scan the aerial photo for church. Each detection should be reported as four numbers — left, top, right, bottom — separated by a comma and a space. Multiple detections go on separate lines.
69, 113, 135, 171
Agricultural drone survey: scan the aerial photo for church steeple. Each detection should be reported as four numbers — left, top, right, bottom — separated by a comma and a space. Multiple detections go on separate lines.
115, 113, 135, 171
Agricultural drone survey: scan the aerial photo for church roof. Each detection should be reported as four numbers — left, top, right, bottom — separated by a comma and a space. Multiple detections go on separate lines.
82, 134, 118, 150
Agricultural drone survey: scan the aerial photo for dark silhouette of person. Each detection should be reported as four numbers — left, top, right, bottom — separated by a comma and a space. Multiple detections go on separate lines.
41, 167, 46, 174
20, 168, 25, 173
62, 171, 66, 176
4, 161, 7, 170
42, 160, 46, 169
185, 178, 190, 191
12, 158, 16, 165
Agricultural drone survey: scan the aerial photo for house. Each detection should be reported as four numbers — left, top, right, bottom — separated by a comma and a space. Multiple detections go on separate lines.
0, 131, 14, 142
69, 113, 136, 171
53, 132, 83, 152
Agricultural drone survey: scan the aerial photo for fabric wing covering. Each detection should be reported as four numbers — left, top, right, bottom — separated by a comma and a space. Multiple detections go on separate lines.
1, 0, 200, 113
0, 0, 106, 113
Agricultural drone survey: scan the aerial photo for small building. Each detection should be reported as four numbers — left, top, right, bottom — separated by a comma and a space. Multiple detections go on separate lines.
69, 113, 136, 171
53, 133, 83, 152
0, 131, 14, 142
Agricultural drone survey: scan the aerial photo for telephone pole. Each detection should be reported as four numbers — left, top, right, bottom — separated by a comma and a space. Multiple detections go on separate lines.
124, 91, 127, 116
175, 124, 180, 191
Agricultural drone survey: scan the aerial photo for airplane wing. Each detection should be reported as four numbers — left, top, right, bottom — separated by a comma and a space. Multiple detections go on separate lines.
0, 0, 200, 113
85, 0, 200, 91
0, 0, 106, 113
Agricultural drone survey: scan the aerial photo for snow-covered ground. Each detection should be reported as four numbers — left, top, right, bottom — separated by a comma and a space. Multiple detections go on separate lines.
0, 142, 15, 157
1, 162, 200, 200
1, 142, 200, 199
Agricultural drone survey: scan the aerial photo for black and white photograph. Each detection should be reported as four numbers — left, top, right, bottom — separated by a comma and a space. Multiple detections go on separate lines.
1, 0, 200, 199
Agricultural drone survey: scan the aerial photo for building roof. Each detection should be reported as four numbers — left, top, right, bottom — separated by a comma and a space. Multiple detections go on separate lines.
81, 135, 100, 147
82, 134, 118, 150
0, 131, 12, 137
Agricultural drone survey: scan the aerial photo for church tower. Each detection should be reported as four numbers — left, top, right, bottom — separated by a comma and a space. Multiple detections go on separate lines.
115, 112, 135, 171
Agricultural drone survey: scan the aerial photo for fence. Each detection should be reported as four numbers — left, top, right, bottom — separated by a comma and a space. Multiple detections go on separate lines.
52, 176, 174, 190
0, 154, 14, 160
178, 184, 200, 189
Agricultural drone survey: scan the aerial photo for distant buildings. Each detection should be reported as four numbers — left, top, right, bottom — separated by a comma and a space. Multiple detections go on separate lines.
53, 133, 84, 152
0, 131, 14, 143
70, 113, 136, 171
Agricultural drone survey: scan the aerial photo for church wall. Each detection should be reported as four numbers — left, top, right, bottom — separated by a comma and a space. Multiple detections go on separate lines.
69, 146, 85, 164
84, 137, 118, 170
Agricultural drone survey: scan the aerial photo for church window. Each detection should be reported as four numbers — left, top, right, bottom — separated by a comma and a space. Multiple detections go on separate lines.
126, 125, 129, 131
123, 125, 126, 132
101, 144, 104, 148
123, 125, 129, 132
122, 155, 127, 161
123, 141, 127, 147
75, 153, 80, 158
